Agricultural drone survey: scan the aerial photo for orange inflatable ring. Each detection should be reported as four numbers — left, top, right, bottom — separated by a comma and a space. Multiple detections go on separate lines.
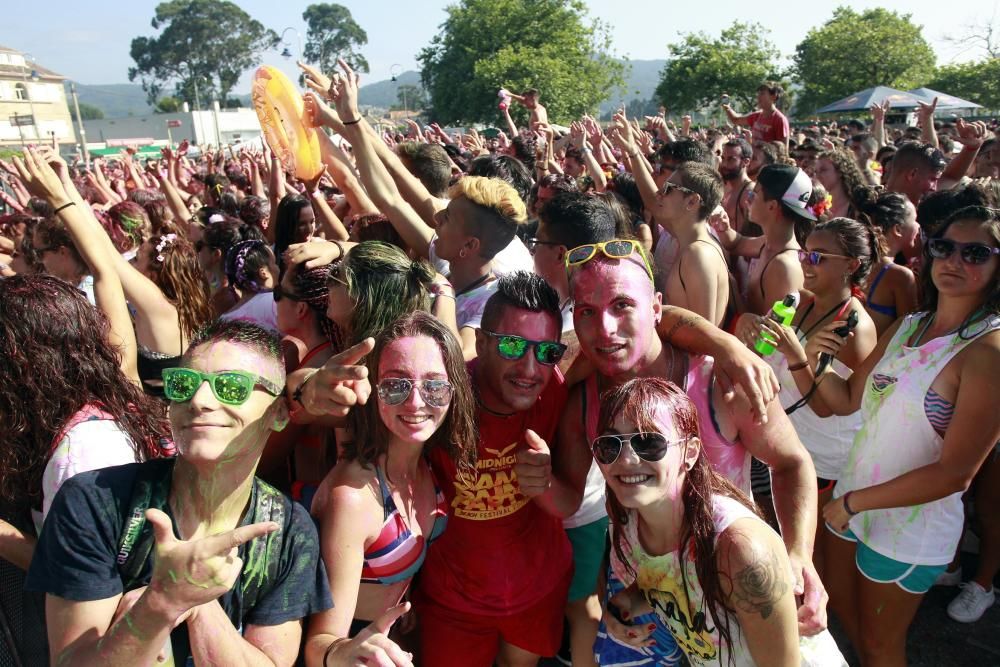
252, 66, 323, 181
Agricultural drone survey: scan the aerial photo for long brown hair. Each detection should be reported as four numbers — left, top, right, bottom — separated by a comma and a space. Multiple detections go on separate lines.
0, 275, 169, 513
348, 311, 477, 478
143, 233, 213, 341
600, 377, 758, 660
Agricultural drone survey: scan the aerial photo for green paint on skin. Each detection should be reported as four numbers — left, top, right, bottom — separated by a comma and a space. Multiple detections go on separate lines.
184, 572, 213, 589
167, 570, 178, 583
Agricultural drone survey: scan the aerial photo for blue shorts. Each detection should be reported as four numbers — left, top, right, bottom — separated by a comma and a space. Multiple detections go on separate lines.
593, 564, 683, 666
827, 525, 947, 594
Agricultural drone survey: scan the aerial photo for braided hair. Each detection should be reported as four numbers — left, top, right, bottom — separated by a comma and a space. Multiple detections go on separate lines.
288, 263, 343, 348
225, 239, 272, 293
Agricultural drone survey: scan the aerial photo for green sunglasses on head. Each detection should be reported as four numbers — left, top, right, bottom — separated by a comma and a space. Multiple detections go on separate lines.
162, 368, 283, 406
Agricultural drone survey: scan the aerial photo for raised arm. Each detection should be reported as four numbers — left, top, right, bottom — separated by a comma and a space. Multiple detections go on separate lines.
14, 148, 140, 385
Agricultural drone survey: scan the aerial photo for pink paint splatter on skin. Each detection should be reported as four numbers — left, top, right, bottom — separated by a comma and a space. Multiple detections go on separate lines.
570, 258, 662, 379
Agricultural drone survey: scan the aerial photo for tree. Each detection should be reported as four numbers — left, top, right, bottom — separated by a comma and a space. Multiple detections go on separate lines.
655, 22, 783, 115
302, 3, 369, 75
943, 14, 1000, 59
417, 0, 625, 125
155, 96, 182, 113
70, 103, 104, 122
793, 7, 936, 114
392, 84, 429, 111
926, 60, 1000, 111
129, 0, 278, 107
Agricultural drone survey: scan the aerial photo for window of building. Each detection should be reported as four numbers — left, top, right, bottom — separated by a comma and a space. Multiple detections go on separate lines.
14, 83, 28, 101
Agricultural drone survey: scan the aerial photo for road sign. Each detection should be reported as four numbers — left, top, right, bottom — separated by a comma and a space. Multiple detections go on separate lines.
9, 114, 34, 127
166, 119, 182, 128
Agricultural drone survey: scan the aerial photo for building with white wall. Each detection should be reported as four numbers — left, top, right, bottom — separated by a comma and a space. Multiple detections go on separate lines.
0, 46, 74, 147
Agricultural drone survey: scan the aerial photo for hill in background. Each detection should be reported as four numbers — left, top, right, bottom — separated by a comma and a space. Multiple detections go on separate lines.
70, 58, 666, 119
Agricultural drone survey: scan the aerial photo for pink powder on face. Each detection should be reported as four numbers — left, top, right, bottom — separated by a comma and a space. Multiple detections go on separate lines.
570, 259, 661, 378
377, 335, 450, 446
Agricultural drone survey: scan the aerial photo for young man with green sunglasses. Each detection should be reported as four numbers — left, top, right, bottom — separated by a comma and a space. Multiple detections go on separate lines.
27, 320, 332, 667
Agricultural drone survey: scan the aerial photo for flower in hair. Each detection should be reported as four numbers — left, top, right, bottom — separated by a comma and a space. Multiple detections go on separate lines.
810, 194, 833, 219
155, 233, 177, 262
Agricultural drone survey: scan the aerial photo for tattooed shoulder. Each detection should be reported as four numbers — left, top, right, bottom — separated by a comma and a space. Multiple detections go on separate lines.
719, 529, 789, 621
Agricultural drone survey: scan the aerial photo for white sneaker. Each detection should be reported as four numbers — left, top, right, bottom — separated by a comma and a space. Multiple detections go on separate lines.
947, 582, 996, 623
935, 567, 963, 587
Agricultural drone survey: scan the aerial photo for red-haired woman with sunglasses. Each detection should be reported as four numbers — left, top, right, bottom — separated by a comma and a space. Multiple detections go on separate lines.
596, 377, 802, 666
804, 206, 1000, 664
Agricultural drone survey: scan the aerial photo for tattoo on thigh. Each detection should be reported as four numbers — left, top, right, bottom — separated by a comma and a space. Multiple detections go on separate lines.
733, 549, 788, 620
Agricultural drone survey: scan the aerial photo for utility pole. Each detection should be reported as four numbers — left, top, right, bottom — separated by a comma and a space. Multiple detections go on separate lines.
69, 82, 90, 168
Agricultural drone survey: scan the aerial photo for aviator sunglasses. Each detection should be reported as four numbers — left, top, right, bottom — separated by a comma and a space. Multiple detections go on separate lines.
481, 330, 567, 366
591, 432, 689, 465
162, 368, 282, 406
797, 249, 853, 266
926, 238, 1000, 266
376, 378, 454, 408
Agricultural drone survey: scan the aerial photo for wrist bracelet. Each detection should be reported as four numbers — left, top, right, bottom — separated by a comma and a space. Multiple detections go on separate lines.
292, 368, 321, 406
331, 239, 345, 262
54, 201, 76, 213
787, 360, 809, 372
842, 491, 860, 516
323, 637, 351, 667
342, 118, 361, 126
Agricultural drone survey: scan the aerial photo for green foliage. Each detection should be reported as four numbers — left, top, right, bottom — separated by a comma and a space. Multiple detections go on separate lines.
70, 102, 104, 121
417, 0, 625, 125
655, 22, 782, 114
129, 0, 278, 107
392, 84, 429, 111
302, 3, 369, 75
927, 60, 1000, 111
154, 96, 182, 113
793, 6, 936, 114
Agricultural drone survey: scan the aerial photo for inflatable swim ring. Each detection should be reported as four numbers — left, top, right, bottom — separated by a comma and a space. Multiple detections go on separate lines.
252, 66, 323, 181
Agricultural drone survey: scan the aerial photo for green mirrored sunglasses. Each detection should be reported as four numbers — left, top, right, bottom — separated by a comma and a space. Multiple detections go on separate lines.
162, 368, 282, 406
481, 330, 567, 366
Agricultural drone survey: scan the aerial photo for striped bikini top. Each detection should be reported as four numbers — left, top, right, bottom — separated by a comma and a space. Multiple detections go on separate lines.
360, 463, 449, 586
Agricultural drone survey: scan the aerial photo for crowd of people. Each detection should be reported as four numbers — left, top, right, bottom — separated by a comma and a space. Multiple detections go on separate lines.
0, 58, 999, 667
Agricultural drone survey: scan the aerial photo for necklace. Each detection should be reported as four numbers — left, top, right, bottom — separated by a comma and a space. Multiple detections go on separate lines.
456, 271, 495, 297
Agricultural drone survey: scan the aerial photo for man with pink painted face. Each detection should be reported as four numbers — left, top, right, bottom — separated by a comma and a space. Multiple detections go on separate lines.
517, 240, 828, 644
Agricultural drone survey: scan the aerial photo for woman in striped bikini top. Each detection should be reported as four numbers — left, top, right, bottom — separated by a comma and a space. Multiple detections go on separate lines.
306, 312, 479, 655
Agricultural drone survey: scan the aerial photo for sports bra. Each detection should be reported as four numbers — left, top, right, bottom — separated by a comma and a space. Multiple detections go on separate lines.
360, 464, 448, 586
866, 264, 896, 318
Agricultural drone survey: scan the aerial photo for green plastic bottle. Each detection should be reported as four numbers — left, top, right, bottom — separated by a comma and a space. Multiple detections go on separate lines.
755, 294, 799, 356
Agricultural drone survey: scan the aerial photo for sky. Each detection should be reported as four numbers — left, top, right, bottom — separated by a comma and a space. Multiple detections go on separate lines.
3, 0, 998, 94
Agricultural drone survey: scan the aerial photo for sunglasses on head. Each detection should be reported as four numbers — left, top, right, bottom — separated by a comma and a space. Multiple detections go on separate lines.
481, 330, 567, 366
273, 283, 306, 303
326, 262, 348, 287
591, 432, 688, 465
564, 239, 654, 282
162, 368, 282, 406
376, 377, 454, 408
927, 238, 1000, 265
797, 249, 853, 266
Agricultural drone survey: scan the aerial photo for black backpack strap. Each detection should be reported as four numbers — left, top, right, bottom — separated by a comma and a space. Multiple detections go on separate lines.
239, 479, 288, 612
116, 461, 174, 592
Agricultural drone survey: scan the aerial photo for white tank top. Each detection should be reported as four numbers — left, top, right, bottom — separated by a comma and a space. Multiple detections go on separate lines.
769, 340, 862, 481
622, 495, 765, 666
836, 312, 1000, 565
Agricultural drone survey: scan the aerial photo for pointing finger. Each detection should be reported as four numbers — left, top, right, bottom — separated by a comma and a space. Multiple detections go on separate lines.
202, 520, 279, 555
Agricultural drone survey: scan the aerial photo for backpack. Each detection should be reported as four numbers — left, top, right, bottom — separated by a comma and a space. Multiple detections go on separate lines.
115, 460, 288, 614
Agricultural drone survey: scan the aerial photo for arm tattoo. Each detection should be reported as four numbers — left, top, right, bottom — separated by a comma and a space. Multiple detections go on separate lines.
663, 314, 697, 346
733, 549, 788, 620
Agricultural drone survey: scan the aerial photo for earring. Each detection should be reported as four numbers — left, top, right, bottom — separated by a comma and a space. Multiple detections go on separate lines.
459, 248, 467, 259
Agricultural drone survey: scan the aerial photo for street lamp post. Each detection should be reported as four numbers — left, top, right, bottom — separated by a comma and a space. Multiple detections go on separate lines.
390, 64, 405, 118
280, 27, 304, 61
